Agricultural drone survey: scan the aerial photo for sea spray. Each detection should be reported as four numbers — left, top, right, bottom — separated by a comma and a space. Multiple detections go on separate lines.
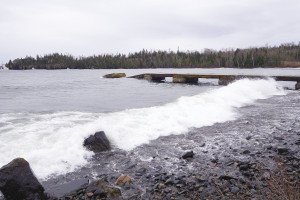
0, 78, 285, 179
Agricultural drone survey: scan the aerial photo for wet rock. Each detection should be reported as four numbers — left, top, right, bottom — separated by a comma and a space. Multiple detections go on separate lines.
230, 186, 240, 194
86, 180, 121, 199
277, 147, 289, 154
103, 73, 126, 78
115, 175, 132, 186
265, 145, 273, 150
46, 178, 89, 198
238, 162, 252, 171
274, 136, 284, 141
210, 157, 218, 163
154, 183, 165, 190
182, 151, 194, 159
164, 188, 172, 193
242, 150, 251, 154
219, 174, 237, 180
86, 192, 93, 197
83, 131, 111, 152
0, 158, 46, 200
165, 177, 175, 185
246, 136, 252, 140
200, 143, 206, 147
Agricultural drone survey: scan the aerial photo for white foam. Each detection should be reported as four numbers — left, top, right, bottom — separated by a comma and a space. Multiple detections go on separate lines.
0, 79, 285, 179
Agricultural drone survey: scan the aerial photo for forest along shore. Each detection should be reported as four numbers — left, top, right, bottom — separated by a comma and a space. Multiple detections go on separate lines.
37, 92, 300, 200
5, 43, 300, 70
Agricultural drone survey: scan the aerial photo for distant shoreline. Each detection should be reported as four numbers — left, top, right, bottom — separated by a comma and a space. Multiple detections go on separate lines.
3, 66, 300, 70
4, 43, 300, 70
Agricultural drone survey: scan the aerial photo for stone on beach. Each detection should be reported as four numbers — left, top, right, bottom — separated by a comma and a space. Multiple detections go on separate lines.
182, 151, 195, 159
83, 131, 111, 152
0, 158, 46, 200
85, 180, 121, 199
115, 175, 132, 186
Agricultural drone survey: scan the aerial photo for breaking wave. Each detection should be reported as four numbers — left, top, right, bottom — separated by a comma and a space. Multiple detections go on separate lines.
0, 78, 285, 179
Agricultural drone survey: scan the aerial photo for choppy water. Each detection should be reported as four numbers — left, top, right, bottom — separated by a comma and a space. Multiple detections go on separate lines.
0, 68, 299, 180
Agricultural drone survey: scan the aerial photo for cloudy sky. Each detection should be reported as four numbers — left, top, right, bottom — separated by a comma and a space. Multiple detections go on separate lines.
0, 0, 299, 63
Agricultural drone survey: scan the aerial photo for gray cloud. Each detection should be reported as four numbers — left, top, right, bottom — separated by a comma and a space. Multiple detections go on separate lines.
0, 0, 300, 64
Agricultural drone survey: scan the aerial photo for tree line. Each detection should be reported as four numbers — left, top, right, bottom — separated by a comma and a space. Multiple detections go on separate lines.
5, 42, 300, 70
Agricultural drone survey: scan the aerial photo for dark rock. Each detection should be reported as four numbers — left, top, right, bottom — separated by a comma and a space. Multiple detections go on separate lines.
277, 147, 289, 154
0, 158, 46, 200
266, 145, 273, 150
178, 190, 187, 195
210, 157, 218, 163
83, 131, 111, 152
274, 136, 284, 141
46, 178, 89, 198
246, 136, 252, 140
165, 178, 174, 185
219, 174, 237, 180
242, 150, 250, 154
238, 162, 252, 171
200, 143, 206, 147
182, 151, 194, 159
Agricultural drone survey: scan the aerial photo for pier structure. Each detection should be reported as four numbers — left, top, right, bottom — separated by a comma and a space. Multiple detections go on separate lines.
129, 73, 300, 89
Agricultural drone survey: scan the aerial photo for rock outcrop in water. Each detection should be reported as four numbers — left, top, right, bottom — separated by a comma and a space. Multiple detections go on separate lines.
0, 158, 46, 200
83, 131, 111, 152
103, 73, 126, 78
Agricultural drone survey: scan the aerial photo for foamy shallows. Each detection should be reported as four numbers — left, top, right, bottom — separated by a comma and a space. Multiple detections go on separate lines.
0, 79, 285, 179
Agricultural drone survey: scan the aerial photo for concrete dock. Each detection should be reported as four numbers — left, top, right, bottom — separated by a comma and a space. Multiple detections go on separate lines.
129, 73, 300, 89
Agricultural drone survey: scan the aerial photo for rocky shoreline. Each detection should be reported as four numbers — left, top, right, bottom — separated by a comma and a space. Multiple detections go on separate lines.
1, 92, 299, 200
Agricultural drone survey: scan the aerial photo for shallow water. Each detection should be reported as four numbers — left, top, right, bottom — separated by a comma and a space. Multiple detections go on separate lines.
0, 68, 299, 180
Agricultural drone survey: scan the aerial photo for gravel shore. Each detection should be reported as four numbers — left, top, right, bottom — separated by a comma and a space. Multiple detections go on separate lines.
41, 92, 300, 199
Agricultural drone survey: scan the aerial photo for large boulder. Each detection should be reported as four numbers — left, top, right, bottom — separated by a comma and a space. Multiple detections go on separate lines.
103, 73, 126, 78
83, 131, 111, 152
0, 158, 46, 200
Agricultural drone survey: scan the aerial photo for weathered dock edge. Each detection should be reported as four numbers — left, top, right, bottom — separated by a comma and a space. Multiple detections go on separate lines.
128, 73, 300, 89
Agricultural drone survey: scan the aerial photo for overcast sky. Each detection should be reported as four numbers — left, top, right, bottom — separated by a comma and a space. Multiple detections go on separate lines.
0, 0, 299, 63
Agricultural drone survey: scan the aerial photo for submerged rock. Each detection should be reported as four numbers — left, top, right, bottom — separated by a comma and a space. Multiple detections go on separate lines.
103, 73, 126, 78
45, 178, 89, 198
83, 131, 111, 152
0, 158, 46, 200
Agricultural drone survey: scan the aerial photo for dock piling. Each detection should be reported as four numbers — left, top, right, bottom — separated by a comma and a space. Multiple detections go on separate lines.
296, 82, 300, 90
144, 74, 165, 82
173, 75, 198, 84
218, 76, 236, 86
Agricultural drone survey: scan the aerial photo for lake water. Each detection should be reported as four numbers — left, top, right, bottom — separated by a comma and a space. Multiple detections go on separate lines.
0, 68, 299, 179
